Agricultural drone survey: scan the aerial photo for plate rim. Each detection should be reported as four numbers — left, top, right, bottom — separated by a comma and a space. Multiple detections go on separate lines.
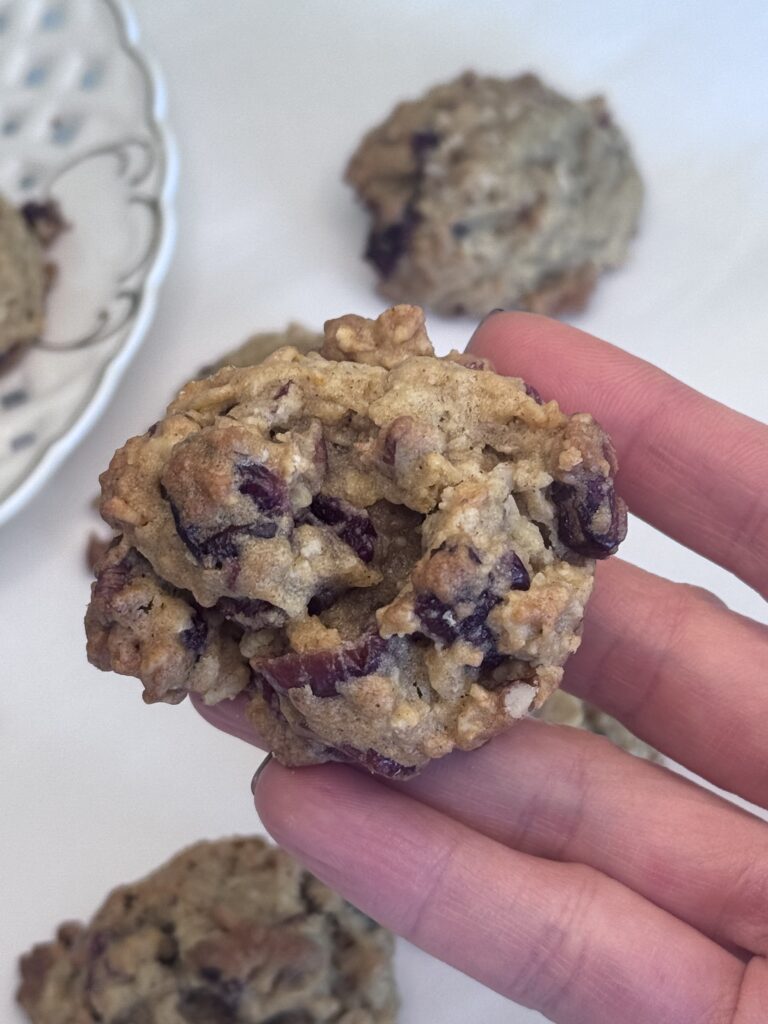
0, 0, 178, 528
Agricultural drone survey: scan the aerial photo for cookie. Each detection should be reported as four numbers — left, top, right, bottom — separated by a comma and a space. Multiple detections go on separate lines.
346, 72, 642, 316
86, 304, 627, 777
17, 836, 397, 1024
199, 323, 322, 377
0, 197, 48, 363
536, 690, 659, 761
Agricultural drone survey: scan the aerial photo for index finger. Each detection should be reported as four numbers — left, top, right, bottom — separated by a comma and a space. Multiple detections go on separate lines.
469, 313, 768, 598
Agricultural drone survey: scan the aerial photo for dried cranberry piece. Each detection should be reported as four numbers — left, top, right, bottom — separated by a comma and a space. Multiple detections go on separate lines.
414, 591, 497, 649
20, 200, 65, 245
550, 473, 626, 558
163, 485, 279, 568
236, 461, 287, 513
216, 596, 285, 629
494, 551, 531, 591
169, 502, 277, 565
415, 552, 529, 653
177, 987, 239, 1023
364, 205, 419, 278
333, 745, 418, 779
162, 462, 288, 566
410, 129, 441, 157
91, 556, 132, 600
307, 586, 337, 615
254, 633, 389, 699
524, 381, 544, 404
413, 592, 463, 646
180, 611, 208, 656
309, 494, 377, 563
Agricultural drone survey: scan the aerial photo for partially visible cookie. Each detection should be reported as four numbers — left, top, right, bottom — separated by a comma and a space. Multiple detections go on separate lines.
0, 197, 48, 364
346, 72, 642, 316
200, 323, 322, 377
17, 836, 398, 1024
537, 689, 659, 761
85, 304, 627, 776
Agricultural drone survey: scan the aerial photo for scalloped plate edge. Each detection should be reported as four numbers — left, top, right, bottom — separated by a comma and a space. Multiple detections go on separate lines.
0, 0, 178, 528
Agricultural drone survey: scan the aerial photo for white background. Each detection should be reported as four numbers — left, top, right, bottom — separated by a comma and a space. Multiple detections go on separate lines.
2, 2, 767, 1021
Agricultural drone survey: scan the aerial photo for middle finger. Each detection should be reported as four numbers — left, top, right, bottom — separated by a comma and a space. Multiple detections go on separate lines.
564, 557, 768, 807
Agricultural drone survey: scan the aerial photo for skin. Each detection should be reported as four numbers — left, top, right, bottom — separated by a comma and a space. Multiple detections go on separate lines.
195, 313, 768, 1024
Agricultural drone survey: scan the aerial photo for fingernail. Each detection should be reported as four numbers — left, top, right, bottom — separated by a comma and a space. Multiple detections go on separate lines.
480, 308, 504, 324
251, 753, 273, 795
469, 308, 505, 346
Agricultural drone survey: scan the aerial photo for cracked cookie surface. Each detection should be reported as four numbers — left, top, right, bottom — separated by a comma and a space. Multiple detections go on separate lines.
86, 304, 626, 776
17, 836, 397, 1024
346, 72, 642, 316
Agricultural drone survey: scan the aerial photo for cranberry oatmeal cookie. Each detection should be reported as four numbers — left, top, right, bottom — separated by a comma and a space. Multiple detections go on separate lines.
0, 196, 64, 368
86, 305, 626, 777
18, 836, 397, 1024
346, 72, 642, 317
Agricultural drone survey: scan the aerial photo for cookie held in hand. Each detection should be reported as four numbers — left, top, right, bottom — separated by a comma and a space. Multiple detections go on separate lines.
86, 305, 626, 776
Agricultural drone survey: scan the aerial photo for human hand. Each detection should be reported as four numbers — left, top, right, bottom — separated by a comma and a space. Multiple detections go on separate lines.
196, 312, 768, 1023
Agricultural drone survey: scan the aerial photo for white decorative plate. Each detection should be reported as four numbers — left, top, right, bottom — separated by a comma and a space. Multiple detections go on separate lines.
0, 0, 176, 525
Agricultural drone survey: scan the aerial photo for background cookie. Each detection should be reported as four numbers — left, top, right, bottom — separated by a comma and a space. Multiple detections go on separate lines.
18, 836, 398, 1024
346, 72, 642, 316
537, 690, 659, 761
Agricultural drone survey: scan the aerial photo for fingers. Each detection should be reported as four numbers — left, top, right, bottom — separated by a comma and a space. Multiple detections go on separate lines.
396, 719, 768, 958
195, 655, 768, 956
194, 555, 768, 811
469, 312, 768, 598
190, 692, 263, 747
567, 558, 768, 807
256, 761, 745, 1024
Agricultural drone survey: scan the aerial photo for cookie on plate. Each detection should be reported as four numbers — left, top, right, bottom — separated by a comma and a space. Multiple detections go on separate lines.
86, 304, 626, 777
346, 72, 642, 316
0, 197, 47, 365
17, 836, 397, 1024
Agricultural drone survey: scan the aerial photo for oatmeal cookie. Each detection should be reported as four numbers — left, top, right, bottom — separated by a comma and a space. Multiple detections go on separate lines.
0, 197, 46, 362
17, 836, 397, 1024
86, 304, 626, 776
0, 197, 64, 366
346, 72, 642, 316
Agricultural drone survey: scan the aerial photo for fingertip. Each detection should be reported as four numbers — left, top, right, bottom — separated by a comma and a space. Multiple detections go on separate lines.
190, 691, 265, 748
254, 761, 370, 865
467, 309, 571, 359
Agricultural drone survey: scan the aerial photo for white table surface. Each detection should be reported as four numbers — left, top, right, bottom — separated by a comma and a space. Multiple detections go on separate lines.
2, 2, 767, 1021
